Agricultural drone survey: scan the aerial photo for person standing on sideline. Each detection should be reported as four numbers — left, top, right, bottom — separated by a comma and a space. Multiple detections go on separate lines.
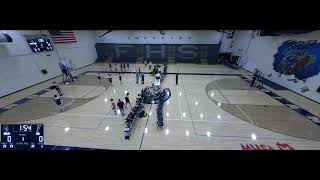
110, 99, 116, 115
149, 61, 152, 70
119, 73, 122, 85
136, 71, 139, 84
141, 73, 145, 84
250, 69, 259, 87
108, 73, 112, 86
53, 95, 64, 112
97, 73, 102, 84
52, 82, 63, 96
117, 99, 126, 116
114, 64, 118, 72
125, 92, 132, 108
120, 64, 123, 72
163, 64, 168, 75
109, 63, 112, 71
127, 64, 129, 70
144, 60, 147, 67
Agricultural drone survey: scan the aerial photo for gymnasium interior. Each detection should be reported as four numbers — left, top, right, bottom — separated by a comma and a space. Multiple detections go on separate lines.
0, 30, 320, 150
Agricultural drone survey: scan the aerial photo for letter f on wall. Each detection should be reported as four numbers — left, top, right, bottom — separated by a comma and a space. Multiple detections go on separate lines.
114, 45, 134, 59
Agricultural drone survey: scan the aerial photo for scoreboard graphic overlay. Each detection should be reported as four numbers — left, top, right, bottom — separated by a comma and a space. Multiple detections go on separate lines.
1, 124, 44, 150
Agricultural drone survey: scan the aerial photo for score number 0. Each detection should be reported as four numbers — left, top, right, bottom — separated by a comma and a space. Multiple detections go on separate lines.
6, 136, 43, 142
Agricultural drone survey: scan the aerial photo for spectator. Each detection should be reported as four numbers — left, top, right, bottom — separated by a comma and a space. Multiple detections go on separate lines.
250, 69, 259, 87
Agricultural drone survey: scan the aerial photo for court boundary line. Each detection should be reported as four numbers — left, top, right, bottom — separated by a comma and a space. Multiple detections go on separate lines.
139, 104, 153, 150
176, 84, 183, 120
58, 113, 247, 124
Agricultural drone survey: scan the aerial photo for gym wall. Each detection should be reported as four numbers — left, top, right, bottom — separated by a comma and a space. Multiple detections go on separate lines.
231, 30, 320, 103
95, 30, 222, 64
96, 30, 222, 44
0, 30, 97, 97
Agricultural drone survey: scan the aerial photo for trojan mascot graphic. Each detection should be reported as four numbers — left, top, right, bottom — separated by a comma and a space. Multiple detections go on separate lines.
273, 40, 320, 81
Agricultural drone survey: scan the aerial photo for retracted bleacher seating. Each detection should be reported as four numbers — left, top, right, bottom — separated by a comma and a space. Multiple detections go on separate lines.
124, 94, 145, 140
156, 88, 171, 127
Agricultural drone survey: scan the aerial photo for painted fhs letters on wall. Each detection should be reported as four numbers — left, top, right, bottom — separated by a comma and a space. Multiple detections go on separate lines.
95, 43, 220, 64
177, 45, 199, 60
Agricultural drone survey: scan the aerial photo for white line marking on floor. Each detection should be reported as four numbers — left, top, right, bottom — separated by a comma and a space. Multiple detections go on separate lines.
148, 117, 247, 123
176, 85, 183, 120
58, 113, 121, 118
177, 119, 247, 123
213, 82, 255, 125
190, 68, 233, 71
59, 113, 247, 124
235, 104, 255, 125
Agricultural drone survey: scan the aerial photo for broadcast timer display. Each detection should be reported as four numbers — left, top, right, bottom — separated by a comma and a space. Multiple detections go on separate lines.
1, 124, 44, 150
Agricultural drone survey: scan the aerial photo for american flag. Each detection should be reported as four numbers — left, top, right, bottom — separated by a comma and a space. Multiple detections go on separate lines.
49, 30, 77, 43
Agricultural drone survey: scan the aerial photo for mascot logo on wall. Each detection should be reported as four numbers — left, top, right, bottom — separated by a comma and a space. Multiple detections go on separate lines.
273, 40, 320, 80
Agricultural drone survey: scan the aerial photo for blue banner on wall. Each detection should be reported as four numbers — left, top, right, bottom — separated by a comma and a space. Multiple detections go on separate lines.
273, 40, 320, 80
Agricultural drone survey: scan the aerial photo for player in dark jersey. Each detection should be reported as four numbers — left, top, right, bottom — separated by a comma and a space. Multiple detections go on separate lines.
109, 63, 112, 71
117, 99, 126, 116
53, 95, 64, 112
125, 92, 131, 108
108, 73, 112, 86
119, 73, 122, 85
51, 82, 63, 96
141, 73, 145, 84
97, 73, 102, 84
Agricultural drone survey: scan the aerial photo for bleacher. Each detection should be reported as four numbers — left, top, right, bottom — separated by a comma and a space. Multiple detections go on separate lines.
156, 88, 171, 127
124, 94, 145, 140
